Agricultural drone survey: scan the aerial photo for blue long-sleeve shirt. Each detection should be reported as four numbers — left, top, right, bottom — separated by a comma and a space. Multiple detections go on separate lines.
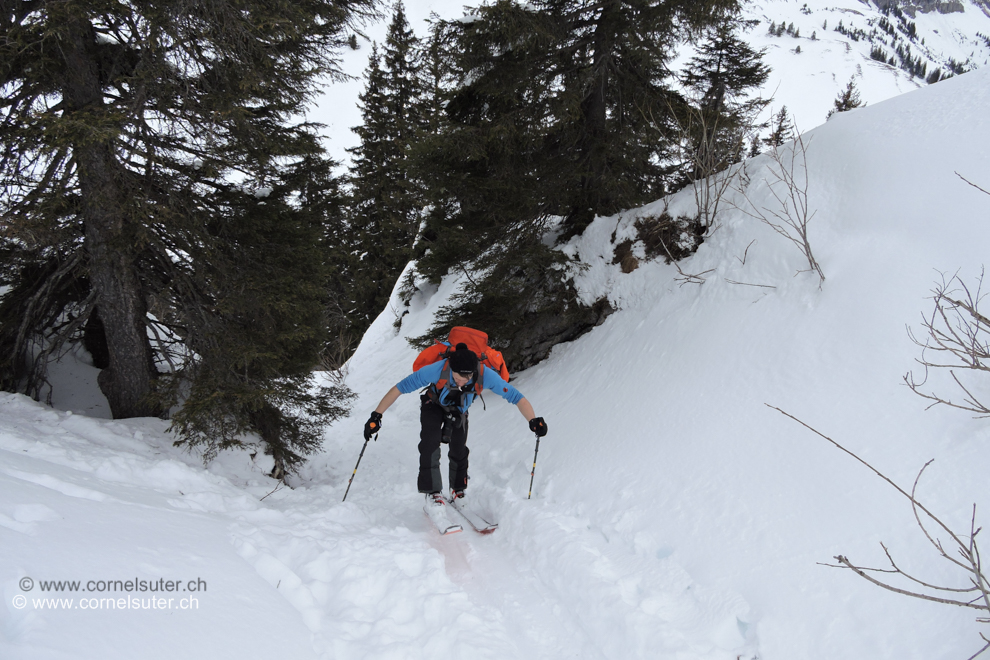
395, 361, 524, 414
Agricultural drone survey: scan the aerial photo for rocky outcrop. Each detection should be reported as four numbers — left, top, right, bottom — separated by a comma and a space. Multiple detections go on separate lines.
879, 0, 966, 17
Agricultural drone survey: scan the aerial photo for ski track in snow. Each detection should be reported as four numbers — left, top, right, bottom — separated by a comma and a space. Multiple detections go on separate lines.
0, 390, 752, 659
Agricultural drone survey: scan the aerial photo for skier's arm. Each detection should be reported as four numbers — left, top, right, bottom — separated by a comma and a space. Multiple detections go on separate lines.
374, 363, 445, 415
516, 397, 536, 421
374, 386, 402, 414
480, 366, 537, 422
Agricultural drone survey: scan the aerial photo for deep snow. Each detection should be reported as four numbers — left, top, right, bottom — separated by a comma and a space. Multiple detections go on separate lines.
3, 52, 990, 660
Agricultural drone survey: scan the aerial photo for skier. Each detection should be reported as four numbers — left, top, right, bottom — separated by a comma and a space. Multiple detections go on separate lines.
363, 342, 547, 517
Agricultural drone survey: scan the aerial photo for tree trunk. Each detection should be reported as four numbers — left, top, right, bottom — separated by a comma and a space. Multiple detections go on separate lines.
61, 12, 161, 418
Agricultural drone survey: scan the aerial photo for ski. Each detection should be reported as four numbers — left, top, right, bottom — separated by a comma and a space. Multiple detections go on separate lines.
447, 495, 498, 534
423, 500, 462, 535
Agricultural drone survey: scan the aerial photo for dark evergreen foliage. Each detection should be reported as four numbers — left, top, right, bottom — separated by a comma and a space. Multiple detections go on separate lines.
826, 77, 865, 119
681, 20, 770, 120
343, 2, 429, 349
0, 0, 373, 473
405, 0, 739, 369
870, 44, 888, 62
764, 106, 795, 148
679, 18, 769, 182
165, 156, 357, 476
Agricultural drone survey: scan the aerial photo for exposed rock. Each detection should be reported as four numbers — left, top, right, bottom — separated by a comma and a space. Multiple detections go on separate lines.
503, 296, 614, 372
879, 0, 966, 16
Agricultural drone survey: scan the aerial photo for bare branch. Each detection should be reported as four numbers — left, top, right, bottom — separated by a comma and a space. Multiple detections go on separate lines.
736, 239, 756, 265
906, 269, 990, 415
658, 235, 710, 285
957, 172, 990, 198
724, 278, 776, 289
652, 97, 755, 232
730, 126, 823, 285
881, 542, 979, 593
768, 405, 990, 652
831, 555, 986, 610
965, 637, 990, 660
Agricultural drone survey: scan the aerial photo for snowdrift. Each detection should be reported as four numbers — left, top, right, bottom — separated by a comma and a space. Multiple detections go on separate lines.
3, 67, 990, 660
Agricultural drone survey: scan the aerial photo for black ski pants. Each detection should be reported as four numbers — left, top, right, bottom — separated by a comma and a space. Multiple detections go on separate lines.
417, 394, 469, 494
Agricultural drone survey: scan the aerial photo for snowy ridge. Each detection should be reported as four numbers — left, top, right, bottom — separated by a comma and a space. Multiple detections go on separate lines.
741, 0, 990, 131
314, 0, 990, 164
3, 64, 990, 660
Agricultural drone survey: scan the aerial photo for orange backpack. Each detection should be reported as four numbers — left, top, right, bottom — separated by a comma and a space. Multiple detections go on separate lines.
413, 326, 510, 396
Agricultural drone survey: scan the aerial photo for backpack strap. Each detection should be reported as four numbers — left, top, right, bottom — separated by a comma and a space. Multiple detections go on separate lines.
439, 361, 450, 389
428, 359, 484, 411
473, 363, 485, 396
427, 360, 456, 408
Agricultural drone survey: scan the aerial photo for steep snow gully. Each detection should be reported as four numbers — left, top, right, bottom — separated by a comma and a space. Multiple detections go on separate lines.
4, 67, 990, 660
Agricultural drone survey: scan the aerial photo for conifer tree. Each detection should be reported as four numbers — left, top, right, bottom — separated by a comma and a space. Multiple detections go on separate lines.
764, 106, 795, 147
419, 17, 460, 136
429, 0, 741, 237
344, 2, 426, 344
0, 0, 371, 472
344, 44, 395, 335
409, 2, 569, 369
748, 135, 762, 158
546, 0, 742, 236
680, 18, 770, 180
827, 77, 866, 118
408, 0, 739, 368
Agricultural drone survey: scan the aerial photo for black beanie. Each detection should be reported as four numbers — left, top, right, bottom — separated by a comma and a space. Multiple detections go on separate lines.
448, 343, 479, 374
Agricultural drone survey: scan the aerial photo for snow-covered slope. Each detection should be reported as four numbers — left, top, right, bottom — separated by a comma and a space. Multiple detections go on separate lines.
4, 63, 989, 659
744, 0, 990, 129
313, 0, 990, 164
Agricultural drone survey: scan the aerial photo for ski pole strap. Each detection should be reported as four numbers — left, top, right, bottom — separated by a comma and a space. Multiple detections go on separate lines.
342, 433, 374, 502
527, 434, 541, 500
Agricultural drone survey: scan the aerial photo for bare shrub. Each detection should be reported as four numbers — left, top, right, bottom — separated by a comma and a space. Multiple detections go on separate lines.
620, 210, 711, 285
906, 269, 990, 416
662, 103, 754, 232
732, 129, 824, 285
770, 406, 990, 658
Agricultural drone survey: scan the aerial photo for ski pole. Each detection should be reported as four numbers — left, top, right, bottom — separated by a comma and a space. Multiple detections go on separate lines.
527, 434, 541, 500
342, 433, 375, 502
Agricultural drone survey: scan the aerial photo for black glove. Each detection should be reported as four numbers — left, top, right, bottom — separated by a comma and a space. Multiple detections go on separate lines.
529, 417, 548, 437
364, 412, 383, 440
